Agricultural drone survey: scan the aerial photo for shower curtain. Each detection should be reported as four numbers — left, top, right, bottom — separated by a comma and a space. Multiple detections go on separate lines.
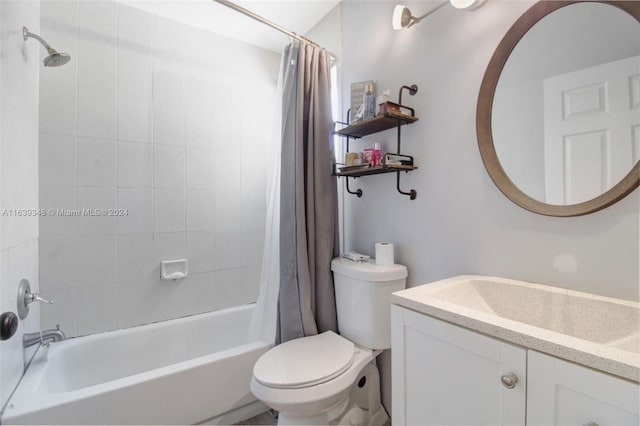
277, 40, 339, 344
249, 39, 338, 345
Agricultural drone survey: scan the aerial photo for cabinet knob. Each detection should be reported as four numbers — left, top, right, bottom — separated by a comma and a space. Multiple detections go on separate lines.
500, 373, 518, 389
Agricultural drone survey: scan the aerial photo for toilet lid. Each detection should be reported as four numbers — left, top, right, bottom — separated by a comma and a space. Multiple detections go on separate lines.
253, 331, 355, 389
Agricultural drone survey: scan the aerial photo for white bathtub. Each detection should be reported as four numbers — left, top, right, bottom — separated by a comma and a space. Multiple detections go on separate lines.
2, 305, 270, 425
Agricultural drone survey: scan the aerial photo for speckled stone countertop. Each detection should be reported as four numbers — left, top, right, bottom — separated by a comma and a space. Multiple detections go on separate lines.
391, 275, 640, 383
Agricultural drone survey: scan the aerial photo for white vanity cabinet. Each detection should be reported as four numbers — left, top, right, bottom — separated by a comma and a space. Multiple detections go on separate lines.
391, 306, 527, 425
391, 305, 640, 426
527, 350, 639, 426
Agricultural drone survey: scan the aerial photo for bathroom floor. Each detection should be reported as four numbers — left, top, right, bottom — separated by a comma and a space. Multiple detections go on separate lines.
236, 411, 277, 425
236, 411, 392, 425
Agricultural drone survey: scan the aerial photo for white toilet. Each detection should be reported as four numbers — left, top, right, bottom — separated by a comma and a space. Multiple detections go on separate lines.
250, 257, 407, 425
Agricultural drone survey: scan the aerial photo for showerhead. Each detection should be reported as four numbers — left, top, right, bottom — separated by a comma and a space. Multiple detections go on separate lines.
23, 26, 71, 67
43, 49, 71, 67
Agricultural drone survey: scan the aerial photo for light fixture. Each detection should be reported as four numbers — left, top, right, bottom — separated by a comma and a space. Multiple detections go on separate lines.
392, 0, 486, 30
450, 0, 486, 10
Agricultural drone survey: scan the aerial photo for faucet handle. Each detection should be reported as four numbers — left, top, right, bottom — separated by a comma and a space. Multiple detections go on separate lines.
26, 292, 54, 305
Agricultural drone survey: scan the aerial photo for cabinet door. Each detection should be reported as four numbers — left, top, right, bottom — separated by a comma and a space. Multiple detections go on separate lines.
391, 306, 526, 426
527, 350, 640, 426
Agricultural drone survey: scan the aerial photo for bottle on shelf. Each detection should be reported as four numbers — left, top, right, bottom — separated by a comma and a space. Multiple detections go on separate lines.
362, 82, 375, 120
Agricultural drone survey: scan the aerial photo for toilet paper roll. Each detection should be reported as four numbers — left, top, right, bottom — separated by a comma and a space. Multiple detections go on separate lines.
375, 242, 394, 266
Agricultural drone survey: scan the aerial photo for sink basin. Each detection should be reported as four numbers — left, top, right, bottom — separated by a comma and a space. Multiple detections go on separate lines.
391, 275, 640, 382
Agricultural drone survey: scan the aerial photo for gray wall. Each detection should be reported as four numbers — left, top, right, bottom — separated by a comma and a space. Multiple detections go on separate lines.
340, 0, 639, 412
341, 0, 638, 301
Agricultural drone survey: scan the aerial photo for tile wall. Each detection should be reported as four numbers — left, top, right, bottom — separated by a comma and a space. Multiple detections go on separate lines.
38, 0, 280, 337
0, 0, 41, 408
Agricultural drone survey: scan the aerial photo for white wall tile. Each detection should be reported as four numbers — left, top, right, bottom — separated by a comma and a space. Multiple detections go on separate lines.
40, 83, 77, 136
118, 96, 152, 143
77, 87, 117, 139
76, 187, 117, 235
117, 141, 152, 188
187, 231, 215, 273
39, 185, 77, 238
186, 148, 213, 189
214, 229, 243, 270
77, 236, 117, 286
116, 278, 174, 328
153, 99, 185, 146
77, 282, 117, 336
241, 152, 266, 192
78, 0, 117, 36
78, 38, 117, 92
153, 189, 185, 233
241, 190, 266, 228
172, 271, 215, 318
117, 233, 154, 281
154, 144, 185, 188
118, 49, 152, 98
39, 133, 76, 185
37, 1, 275, 336
213, 147, 241, 191
153, 232, 186, 265
215, 190, 242, 229
186, 189, 214, 231
214, 267, 258, 310
242, 228, 265, 267
117, 188, 153, 234
152, 70, 184, 103
39, 238, 78, 290
185, 76, 213, 149
39, 286, 78, 338
117, 3, 152, 47
153, 15, 185, 59
77, 137, 116, 187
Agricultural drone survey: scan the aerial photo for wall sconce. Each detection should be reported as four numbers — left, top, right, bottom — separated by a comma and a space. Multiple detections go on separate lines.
392, 0, 486, 30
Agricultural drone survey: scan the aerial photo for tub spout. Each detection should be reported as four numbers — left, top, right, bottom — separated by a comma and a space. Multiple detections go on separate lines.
23, 325, 65, 348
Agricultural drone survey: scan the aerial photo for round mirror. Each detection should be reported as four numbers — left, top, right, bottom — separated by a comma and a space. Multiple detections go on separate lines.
477, 1, 640, 216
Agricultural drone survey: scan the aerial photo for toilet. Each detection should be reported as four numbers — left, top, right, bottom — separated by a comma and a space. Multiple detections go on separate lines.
250, 257, 407, 425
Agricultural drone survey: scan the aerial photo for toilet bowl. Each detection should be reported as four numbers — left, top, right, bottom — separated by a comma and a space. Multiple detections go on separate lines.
250, 331, 383, 425
250, 258, 407, 425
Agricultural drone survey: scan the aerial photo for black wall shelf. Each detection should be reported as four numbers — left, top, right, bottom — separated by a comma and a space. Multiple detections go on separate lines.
333, 84, 419, 200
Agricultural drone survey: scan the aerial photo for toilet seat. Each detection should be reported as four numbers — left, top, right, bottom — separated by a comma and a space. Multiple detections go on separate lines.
253, 331, 355, 389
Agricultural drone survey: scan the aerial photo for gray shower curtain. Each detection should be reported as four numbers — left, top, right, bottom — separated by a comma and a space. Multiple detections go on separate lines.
277, 40, 339, 344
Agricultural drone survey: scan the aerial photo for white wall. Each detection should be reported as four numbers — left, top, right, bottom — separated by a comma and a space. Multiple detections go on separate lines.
0, 0, 41, 410
38, 0, 280, 337
340, 0, 639, 412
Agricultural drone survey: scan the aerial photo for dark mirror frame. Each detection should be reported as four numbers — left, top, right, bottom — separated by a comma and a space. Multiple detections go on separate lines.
477, 0, 640, 217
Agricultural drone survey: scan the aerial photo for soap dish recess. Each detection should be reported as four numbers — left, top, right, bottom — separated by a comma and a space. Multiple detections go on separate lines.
161, 259, 188, 281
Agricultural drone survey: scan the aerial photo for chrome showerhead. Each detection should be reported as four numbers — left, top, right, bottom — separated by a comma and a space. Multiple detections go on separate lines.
43, 49, 71, 67
23, 26, 71, 67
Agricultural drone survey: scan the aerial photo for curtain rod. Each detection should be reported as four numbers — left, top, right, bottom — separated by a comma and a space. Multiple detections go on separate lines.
212, 0, 321, 47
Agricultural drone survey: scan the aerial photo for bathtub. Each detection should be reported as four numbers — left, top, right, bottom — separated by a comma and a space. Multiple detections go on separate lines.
2, 304, 271, 425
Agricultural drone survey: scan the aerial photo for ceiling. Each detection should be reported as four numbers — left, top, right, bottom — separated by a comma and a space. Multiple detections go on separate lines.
120, 0, 341, 52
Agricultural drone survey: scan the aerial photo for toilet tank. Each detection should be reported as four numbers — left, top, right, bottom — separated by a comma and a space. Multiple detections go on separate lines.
331, 257, 407, 350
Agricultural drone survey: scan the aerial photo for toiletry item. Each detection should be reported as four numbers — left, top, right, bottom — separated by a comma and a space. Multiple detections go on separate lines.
344, 152, 362, 166
345, 152, 359, 166
363, 148, 373, 165
372, 143, 382, 166
375, 89, 391, 115
341, 251, 370, 262
375, 242, 394, 266
362, 82, 375, 120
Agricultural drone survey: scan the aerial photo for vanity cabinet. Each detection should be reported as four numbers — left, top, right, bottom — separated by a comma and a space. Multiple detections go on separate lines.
391, 305, 640, 426
391, 306, 526, 425
527, 351, 639, 425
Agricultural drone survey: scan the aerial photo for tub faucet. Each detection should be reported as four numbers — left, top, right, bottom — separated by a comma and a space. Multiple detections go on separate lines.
23, 325, 65, 348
